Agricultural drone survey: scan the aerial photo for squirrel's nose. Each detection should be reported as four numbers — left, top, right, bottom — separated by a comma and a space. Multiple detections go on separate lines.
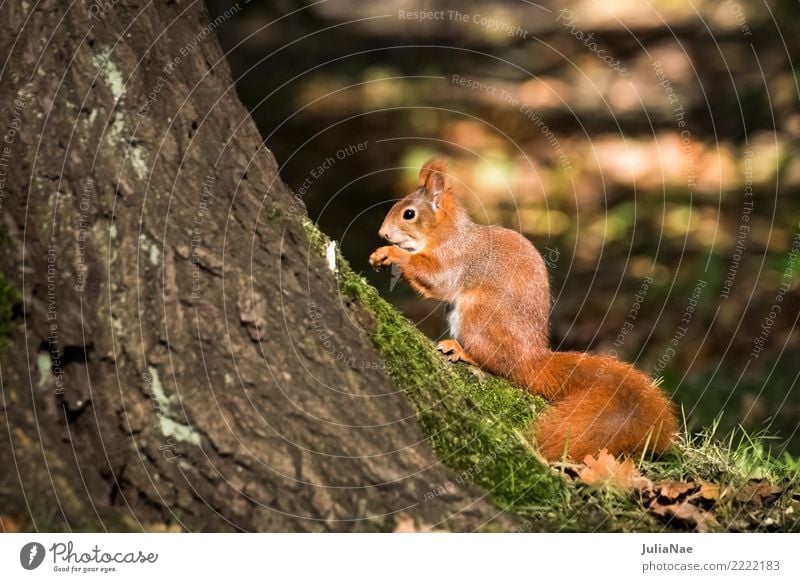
379, 226, 390, 241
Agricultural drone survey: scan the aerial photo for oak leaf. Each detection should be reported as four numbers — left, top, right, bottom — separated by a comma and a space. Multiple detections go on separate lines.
578, 449, 651, 491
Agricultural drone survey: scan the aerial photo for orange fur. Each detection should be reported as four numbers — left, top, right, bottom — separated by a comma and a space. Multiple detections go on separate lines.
370, 158, 678, 461
525, 352, 677, 460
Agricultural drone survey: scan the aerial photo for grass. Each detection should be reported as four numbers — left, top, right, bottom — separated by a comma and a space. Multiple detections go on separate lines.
300, 217, 799, 532
644, 414, 800, 485
640, 419, 800, 532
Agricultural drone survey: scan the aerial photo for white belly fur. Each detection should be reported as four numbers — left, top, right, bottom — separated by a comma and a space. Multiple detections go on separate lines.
447, 302, 461, 340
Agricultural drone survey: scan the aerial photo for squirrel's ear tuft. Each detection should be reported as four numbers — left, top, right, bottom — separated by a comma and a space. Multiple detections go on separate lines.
418, 158, 450, 201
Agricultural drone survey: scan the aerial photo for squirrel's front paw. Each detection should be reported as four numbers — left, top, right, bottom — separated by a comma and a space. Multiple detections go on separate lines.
436, 339, 477, 365
369, 246, 396, 270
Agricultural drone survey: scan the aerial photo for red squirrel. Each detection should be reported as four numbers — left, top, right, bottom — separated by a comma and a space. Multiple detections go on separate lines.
369, 158, 678, 461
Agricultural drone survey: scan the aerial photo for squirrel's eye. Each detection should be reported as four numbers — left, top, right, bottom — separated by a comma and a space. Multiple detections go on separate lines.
403, 209, 416, 220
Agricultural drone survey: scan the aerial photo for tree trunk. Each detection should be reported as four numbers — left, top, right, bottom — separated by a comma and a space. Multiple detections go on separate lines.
0, 0, 518, 532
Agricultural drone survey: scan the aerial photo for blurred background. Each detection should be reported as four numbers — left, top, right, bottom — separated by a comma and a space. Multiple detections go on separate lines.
207, 0, 800, 453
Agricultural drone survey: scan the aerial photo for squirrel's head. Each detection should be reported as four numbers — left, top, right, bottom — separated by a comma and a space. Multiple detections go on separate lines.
378, 158, 458, 253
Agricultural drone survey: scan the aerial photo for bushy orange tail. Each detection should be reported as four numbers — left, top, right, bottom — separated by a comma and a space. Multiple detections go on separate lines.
520, 352, 678, 462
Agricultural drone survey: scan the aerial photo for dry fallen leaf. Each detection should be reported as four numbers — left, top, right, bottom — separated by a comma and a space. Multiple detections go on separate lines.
656, 480, 696, 502
688, 482, 725, 509
639, 479, 723, 507
570, 452, 741, 531
578, 449, 651, 491
735, 479, 784, 507
649, 500, 720, 532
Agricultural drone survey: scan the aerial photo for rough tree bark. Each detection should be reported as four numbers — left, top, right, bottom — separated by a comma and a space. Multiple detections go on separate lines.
0, 0, 518, 531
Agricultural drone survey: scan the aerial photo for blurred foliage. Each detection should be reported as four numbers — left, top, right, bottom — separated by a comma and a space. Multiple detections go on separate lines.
209, 0, 800, 452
